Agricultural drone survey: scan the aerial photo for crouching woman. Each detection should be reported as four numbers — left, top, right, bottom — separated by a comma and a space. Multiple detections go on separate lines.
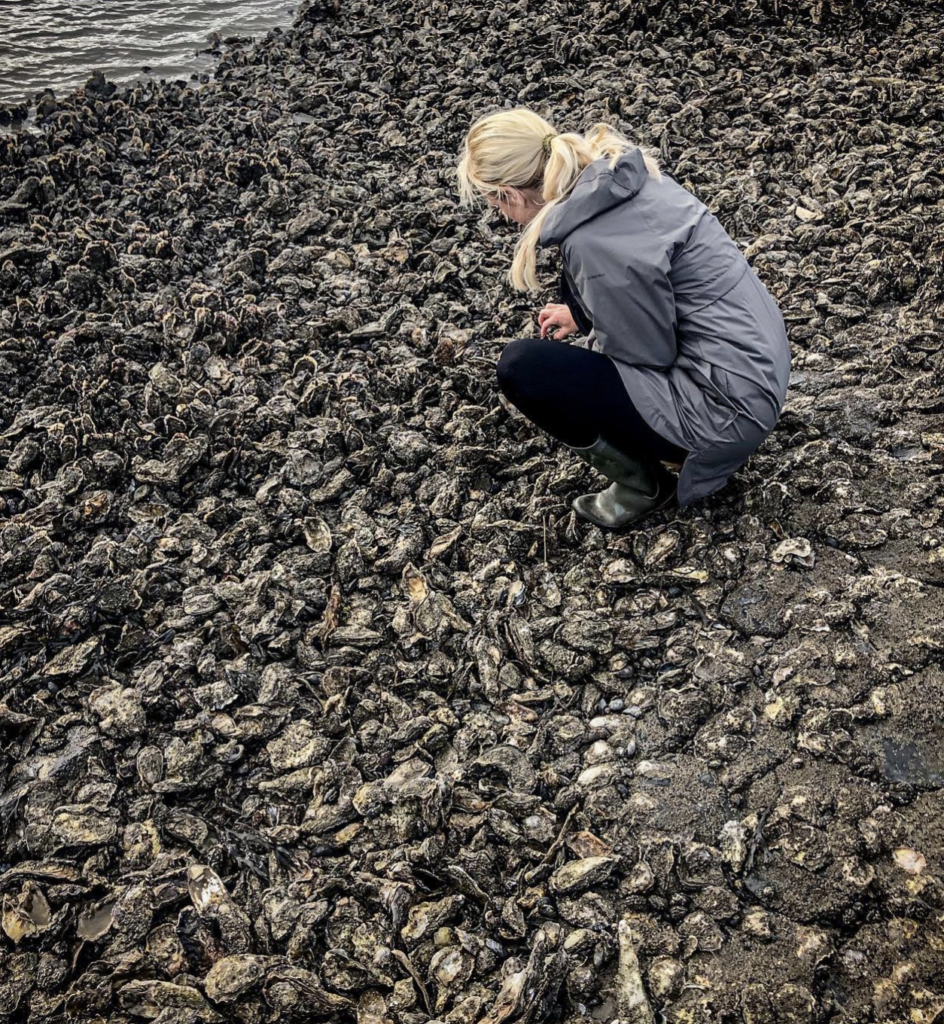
456, 108, 791, 529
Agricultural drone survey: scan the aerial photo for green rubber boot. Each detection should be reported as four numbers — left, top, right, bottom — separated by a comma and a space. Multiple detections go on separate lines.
569, 435, 677, 529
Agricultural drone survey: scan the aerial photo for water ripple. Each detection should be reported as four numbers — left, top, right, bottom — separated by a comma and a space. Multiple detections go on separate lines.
0, 0, 296, 107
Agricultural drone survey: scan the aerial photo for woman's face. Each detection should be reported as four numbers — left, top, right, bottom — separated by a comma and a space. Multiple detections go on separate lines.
485, 187, 542, 226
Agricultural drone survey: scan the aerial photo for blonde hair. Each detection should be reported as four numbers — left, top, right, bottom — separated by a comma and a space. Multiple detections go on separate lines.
456, 107, 662, 293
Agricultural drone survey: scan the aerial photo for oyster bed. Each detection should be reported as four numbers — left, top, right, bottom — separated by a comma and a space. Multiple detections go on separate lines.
1, 1, 944, 1021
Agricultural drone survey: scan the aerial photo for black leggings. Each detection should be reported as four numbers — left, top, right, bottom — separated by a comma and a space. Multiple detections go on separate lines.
496, 337, 688, 463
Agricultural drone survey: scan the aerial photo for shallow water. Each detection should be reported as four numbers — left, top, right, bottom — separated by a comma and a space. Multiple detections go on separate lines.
0, 0, 295, 107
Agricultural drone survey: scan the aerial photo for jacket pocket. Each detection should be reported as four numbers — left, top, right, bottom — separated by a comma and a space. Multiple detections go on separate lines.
679, 364, 740, 450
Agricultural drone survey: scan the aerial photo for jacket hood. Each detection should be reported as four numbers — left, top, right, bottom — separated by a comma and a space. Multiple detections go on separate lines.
538, 146, 650, 248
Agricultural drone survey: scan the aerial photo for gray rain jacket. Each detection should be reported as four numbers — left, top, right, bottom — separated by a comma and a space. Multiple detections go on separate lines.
538, 147, 791, 506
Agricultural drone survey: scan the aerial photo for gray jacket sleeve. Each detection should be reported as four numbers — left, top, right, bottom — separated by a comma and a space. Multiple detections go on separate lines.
561, 222, 678, 369
559, 266, 593, 335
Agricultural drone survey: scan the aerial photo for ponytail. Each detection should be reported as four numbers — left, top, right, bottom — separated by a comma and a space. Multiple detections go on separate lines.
457, 108, 661, 293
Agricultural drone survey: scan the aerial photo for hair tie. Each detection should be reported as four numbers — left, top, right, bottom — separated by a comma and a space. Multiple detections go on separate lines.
542, 133, 556, 155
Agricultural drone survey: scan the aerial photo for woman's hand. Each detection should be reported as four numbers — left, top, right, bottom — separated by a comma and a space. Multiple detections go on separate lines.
538, 303, 577, 341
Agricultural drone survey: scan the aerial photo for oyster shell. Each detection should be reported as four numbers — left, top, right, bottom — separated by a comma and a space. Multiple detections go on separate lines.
0, 0, 940, 1019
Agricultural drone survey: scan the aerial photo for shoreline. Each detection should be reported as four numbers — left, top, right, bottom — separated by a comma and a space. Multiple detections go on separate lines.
0, 6, 295, 132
